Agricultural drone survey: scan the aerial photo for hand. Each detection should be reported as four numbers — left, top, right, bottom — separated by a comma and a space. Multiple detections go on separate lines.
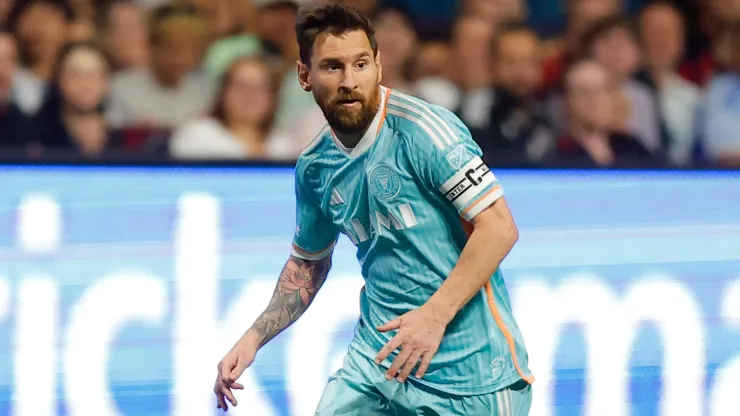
214, 341, 256, 411
374, 305, 448, 383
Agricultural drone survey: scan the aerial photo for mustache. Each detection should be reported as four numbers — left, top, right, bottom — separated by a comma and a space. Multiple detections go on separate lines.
331, 93, 365, 105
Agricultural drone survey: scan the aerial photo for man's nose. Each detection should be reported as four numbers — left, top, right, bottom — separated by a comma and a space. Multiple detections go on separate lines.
339, 69, 358, 90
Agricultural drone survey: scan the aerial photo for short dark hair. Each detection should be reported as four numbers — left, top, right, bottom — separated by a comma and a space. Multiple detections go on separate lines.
148, 4, 203, 45
7, 0, 75, 34
295, 3, 377, 66
581, 15, 638, 57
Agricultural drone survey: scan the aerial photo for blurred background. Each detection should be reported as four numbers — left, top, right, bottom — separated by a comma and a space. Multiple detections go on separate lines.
0, 0, 739, 168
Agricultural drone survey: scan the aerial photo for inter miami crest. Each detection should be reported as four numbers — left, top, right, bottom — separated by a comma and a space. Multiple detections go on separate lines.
368, 164, 401, 200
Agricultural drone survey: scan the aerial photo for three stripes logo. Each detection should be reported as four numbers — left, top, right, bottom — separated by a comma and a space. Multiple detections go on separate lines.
330, 189, 346, 206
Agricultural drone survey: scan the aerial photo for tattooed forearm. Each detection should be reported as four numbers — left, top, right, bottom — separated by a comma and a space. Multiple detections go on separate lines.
251, 255, 332, 347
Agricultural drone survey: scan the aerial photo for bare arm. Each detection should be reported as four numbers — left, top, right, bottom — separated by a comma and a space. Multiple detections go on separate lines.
243, 254, 333, 349
426, 198, 519, 323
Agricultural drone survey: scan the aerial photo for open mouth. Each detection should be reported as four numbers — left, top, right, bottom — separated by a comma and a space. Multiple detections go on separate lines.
337, 99, 361, 107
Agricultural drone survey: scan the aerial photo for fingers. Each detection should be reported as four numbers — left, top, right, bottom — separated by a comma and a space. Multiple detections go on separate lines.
219, 361, 233, 384
386, 346, 412, 380
214, 383, 228, 411
376, 317, 401, 332
415, 351, 433, 378
396, 349, 423, 383
222, 384, 238, 407
375, 335, 403, 364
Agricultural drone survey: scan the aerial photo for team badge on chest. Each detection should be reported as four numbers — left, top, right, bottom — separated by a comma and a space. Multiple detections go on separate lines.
368, 164, 401, 200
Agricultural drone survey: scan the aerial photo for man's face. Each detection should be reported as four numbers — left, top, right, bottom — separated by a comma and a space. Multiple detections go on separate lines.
453, 17, 494, 67
0, 34, 17, 102
374, 10, 416, 72
494, 31, 542, 98
640, 5, 684, 70
299, 29, 382, 135
151, 24, 203, 85
710, 0, 740, 22
569, 0, 620, 30
591, 27, 641, 82
566, 61, 613, 130
107, 2, 149, 69
16, 2, 68, 64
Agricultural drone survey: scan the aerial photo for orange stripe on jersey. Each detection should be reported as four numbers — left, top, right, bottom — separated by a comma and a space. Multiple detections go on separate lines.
459, 217, 535, 385
377, 88, 391, 134
460, 185, 501, 217
484, 282, 535, 384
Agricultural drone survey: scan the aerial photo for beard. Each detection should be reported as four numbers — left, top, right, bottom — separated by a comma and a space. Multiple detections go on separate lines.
316, 86, 381, 135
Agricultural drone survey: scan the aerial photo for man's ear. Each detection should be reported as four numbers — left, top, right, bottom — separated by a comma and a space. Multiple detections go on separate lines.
297, 61, 312, 91
375, 51, 383, 84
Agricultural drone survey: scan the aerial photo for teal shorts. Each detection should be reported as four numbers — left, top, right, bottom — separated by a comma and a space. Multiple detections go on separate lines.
314, 348, 532, 416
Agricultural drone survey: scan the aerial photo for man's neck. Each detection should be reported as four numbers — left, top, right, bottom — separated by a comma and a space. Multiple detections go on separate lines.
334, 129, 365, 149
152, 69, 183, 89
30, 60, 55, 81
649, 67, 673, 89
333, 89, 382, 150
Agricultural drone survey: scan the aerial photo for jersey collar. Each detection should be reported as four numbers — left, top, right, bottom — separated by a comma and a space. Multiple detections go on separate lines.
331, 86, 390, 158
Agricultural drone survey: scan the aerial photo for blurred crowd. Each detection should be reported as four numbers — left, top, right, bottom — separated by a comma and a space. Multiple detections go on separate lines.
0, 0, 739, 168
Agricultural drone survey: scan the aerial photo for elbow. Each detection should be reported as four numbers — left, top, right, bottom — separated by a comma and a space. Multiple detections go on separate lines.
484, 219, 518, 249
505, 222, 519, 249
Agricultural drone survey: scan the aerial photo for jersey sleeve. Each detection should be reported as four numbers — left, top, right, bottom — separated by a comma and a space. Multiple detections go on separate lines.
291, 173, 339, 261
407, 109, 503, 222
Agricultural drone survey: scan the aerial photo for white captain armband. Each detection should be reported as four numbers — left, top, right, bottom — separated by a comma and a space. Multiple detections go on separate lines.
439, 156, 499, 212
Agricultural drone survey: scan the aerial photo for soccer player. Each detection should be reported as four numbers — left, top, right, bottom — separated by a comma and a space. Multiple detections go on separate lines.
214, 4, 533, 415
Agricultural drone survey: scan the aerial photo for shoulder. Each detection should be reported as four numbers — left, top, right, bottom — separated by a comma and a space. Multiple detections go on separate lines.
295, 124, 332, 183
385, 89, 468, 153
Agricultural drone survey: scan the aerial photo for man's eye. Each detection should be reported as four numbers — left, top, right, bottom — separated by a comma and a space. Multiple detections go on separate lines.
356, 62, 367, 69
328, 64, 339, 71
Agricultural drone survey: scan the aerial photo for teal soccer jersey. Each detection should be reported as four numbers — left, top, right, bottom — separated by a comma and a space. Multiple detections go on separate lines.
291, 87, 533, 396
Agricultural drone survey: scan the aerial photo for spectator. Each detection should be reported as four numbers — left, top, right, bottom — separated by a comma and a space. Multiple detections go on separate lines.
411, 41, 459, 110
418, 14, 492, 111
582, 15, 662, 153
374, 6, 417, 94
680, 0, 740, 85
452, 14, 493, 93
97, 0, 149, 72
542, 0, 622, 89
7, 0, 75, 115
106, 4, 213, 134
0, 29, 30, 149
546, 60, 660, 167
170, 56, 299, 160
254, 0, 320, 130
459, 25, 554, 165
701, 21, 740, 167
30, 41, 115, 158
639, 2, 700, 166
462, 0, 527, 26
334, 0, 377, 18
201, 0, 260, 79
